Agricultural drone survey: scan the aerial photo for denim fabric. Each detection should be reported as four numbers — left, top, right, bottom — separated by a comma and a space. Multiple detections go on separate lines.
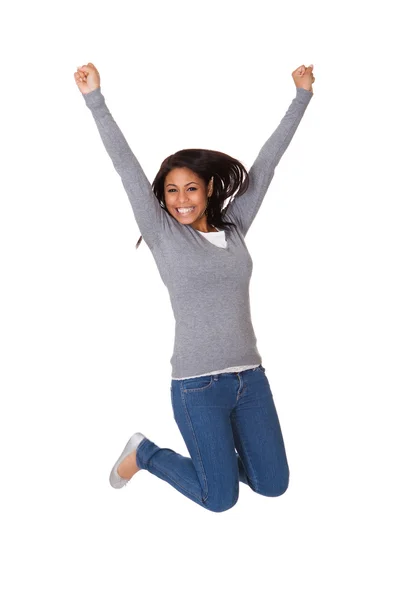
135, 365, 289, 512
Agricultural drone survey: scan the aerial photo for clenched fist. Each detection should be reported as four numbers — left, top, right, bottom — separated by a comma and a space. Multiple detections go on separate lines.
74, 62, 101, 95
292, 64, 315, 93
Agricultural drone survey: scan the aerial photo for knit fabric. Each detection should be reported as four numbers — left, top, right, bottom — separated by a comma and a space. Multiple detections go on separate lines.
82, 86, 313, 378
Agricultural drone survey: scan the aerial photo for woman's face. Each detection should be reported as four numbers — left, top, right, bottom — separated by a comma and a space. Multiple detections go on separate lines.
164, 167, 212, 231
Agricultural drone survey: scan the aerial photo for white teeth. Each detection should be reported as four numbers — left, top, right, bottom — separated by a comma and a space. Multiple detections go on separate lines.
177, 207, 195, 214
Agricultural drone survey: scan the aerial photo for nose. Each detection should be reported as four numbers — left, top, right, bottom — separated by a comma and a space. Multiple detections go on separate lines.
177, 194, 191, 204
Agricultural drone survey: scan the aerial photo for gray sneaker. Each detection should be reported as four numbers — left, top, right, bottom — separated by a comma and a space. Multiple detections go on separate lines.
109, 432, 146, 489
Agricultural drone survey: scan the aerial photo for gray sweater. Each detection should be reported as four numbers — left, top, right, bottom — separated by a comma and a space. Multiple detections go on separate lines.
82, 86, 313, 379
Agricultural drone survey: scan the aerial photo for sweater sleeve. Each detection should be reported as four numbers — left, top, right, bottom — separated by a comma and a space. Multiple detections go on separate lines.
82, 87, 169, 249
224, 87, 314, 237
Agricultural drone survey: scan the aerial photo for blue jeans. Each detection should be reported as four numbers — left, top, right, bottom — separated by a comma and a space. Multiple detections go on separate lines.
135, 365, 289, 512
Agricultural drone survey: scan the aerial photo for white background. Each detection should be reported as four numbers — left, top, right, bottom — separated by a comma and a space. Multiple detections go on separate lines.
1, 0, 399, 598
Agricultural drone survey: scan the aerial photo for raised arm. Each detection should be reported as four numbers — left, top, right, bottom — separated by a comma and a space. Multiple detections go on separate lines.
78, 70, 169, 249
225, 86, 314, 237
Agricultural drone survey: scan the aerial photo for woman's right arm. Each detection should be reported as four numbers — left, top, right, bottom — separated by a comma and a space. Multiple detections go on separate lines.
82, 88, 168, 249
76, 64, 168, 249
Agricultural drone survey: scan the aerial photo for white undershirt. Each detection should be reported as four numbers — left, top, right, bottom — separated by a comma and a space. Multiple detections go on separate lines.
197, 227, 227, 248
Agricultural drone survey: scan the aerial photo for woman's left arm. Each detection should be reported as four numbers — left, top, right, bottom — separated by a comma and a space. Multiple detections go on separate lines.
225, 86, 314, 237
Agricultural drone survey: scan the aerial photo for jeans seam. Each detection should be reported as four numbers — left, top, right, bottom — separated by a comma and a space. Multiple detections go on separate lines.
180, 383, 209, 503
183, 376, 214, 393
231, 414, 260, 489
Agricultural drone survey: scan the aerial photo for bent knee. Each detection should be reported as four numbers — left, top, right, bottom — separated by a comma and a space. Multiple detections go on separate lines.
203, 490, 239, 513
252, 473, 290, 497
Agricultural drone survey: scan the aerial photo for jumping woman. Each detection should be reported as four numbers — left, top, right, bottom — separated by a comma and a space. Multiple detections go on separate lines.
74, 61, 315, 512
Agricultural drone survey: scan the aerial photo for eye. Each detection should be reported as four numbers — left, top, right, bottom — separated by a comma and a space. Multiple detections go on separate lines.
167, 187, 197, 193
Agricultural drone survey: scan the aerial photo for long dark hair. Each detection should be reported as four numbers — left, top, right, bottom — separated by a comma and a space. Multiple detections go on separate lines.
135, 148, 250, 249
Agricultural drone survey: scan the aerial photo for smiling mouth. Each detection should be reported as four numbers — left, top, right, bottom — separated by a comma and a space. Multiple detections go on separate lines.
176, 207, 195, 215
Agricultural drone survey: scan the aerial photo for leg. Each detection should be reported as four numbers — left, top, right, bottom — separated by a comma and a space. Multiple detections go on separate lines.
136, 375, 240, 512
231, 365, 290, 497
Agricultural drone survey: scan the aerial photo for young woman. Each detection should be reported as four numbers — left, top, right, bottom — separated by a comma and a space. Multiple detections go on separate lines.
74, 62, 315, 512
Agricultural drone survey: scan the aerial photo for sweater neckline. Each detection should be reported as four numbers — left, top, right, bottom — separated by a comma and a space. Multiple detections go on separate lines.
191, 226, 229, 250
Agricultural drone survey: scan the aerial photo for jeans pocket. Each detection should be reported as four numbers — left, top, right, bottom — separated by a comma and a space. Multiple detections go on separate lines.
182, 375, 214, 393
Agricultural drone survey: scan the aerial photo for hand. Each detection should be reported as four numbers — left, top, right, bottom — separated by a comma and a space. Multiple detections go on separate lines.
292, 64, 315, 93
74, 62, 101, 95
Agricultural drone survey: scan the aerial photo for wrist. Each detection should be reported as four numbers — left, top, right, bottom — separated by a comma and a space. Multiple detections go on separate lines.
296, 85, 313, 93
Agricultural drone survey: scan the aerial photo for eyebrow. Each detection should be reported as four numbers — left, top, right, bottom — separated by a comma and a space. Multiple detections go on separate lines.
166, 181, 198, 187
